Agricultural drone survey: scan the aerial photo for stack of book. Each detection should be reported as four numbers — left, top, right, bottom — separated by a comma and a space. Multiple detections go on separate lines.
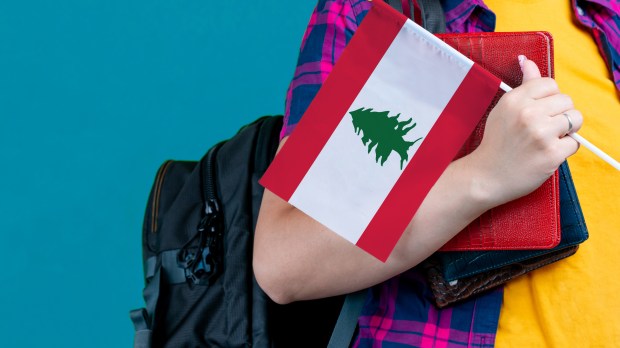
425, 32, 589, 307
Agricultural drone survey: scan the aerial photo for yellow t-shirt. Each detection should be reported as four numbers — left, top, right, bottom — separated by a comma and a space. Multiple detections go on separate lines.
483, 0, 620, 346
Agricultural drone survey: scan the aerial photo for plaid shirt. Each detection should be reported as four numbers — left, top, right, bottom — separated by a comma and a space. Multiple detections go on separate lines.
281, 0, 620, 346
282, 0, 620, 139
353, 270, 502, 347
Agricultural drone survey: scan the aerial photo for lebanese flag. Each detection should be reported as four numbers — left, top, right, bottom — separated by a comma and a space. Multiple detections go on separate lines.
260, 1, 500, 262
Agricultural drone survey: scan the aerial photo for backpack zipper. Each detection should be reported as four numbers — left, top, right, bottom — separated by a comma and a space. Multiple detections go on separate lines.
177, 143, 224, 286
203, 142, 224, 207
150, 160, 173, 234
197, 143, 222, 234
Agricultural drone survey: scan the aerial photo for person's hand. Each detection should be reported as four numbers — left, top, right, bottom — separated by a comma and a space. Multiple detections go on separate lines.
469, 55, 583, 207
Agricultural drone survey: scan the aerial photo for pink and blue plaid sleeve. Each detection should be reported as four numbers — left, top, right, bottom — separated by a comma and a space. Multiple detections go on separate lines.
353, 272, 502, 347
573, 0, 620, 90
280, 0, 371, 140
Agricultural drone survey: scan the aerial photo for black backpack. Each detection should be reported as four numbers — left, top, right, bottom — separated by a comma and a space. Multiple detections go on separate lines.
130, 116, 346, 348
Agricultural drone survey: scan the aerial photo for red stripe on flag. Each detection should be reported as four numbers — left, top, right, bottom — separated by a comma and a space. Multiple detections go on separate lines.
356, 64, 500, 262
259, 3, 407, 201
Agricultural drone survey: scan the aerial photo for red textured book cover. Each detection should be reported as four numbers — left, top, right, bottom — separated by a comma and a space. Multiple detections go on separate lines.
438, 32, 561, 251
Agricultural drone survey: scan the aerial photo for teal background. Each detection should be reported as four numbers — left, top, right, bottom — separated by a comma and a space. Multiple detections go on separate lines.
0, 1, 316, 346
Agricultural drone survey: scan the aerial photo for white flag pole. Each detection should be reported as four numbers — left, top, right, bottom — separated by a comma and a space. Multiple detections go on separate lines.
500, 83, 620, 171
569, 133, 620, 171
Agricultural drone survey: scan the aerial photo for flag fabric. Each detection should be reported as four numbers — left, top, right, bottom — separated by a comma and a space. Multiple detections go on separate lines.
260, 0, 500, 262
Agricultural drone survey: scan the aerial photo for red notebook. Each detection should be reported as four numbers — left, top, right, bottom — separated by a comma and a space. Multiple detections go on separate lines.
437, 32, 561, 251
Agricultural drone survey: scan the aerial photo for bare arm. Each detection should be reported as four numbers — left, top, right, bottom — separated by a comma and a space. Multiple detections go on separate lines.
254, 59, 583, 304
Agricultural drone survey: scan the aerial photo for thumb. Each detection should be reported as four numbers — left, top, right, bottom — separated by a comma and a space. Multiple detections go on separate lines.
519, 55, 541, 82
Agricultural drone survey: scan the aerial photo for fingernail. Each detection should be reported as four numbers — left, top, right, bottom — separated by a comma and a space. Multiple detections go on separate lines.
518, 55, 527, 70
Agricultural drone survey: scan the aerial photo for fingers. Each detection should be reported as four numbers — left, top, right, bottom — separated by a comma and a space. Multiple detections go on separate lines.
516, 56, 559, 99
496, 55, 583, 165
519, 55, 541, 82
536, 110, 583, 164
516, 56, 582, 140
549, 110, 583, 137
526, 114, 581, 168
521, 93, 574, 119
557, 134, 581, 159
521, 78, 560, 99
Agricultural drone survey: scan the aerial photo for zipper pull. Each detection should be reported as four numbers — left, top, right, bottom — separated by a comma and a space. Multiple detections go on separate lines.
205, 198, 219, 216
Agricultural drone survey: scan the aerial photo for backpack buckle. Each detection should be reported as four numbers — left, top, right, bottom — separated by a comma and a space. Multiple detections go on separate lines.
183, 247, 219, 286
177, 201, 223, 287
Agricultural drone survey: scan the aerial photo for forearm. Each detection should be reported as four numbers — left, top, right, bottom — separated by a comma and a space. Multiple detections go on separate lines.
255, 59, 583, 304
253, 143, 495, 304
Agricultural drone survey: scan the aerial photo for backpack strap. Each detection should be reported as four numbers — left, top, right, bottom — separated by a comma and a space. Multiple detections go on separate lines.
384, 0, 408, 18
130, 308, 153, 348
129, 264, 161, 348
417, 0, 446, 33
327, 290, 367, 348
129, 251, 188, 348
383, 0, 446, 33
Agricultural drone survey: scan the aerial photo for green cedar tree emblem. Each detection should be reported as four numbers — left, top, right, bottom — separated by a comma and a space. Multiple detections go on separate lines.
350, 107, 423, 170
